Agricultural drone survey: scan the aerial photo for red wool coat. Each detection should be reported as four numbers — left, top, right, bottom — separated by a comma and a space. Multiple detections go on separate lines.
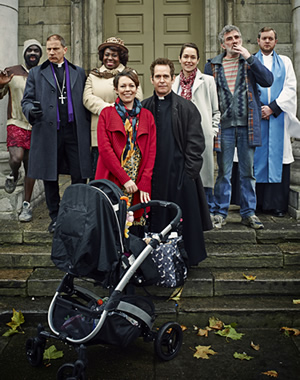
95, 106, 156, 214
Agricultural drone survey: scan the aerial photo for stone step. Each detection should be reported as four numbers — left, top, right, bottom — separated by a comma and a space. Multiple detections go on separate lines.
1, 243, 299, 269
1, 267, 300, 298
0, 295, 299, 329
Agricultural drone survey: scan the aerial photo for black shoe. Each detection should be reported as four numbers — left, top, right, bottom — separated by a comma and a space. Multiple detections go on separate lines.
273, 209, 285, 218
48, 218, 57, 233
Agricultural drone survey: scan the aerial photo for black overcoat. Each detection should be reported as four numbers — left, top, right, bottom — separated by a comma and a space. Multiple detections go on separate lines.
22, 60, 92, 180
142, 92, 212, 265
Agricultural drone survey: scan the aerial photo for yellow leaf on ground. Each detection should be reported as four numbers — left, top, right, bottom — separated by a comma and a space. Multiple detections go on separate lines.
181, 325, 187, 331
197, 328, 209, 337
243, 273, 257, 281
193, 345, 217, 359
233, 352, 253, 360
293, 299, 300, 304
261, 370, 278, 377
168, 286, 184, 301
209, 317, 224, 330
251, 341, 260, 351
280, 327, 300, 336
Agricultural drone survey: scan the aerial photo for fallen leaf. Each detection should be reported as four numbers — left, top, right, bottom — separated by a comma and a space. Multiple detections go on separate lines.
243, 273, 257, 281
168, 286, 184, 301
2, 309, 25, 336
233, 352, 253, 360
43, 345, 64, 361
181, 325, 188, 331
293, 299, 300, 305
197, 328, 209, 337
251, 341, 260, 351
193, 345, 217, 359
280, 327, 300, 336
216, 324, 244, 340
261, 370, 278, 377
209, 317, 224, 330
193, 325, 199, 331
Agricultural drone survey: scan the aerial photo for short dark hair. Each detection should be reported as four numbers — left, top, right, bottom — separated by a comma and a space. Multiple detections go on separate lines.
179, 42, 200, 59
258, 27, 278, 40
47, 34, 66, 47
150, 58, 175, 78
218, 25, 241, 44
113, 68, 139, 89
99, 46, 129, 66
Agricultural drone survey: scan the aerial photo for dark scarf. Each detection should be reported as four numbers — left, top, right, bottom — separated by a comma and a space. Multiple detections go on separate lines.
115, 97, 142, 166
50, 58, 74, 129
179, 68, 197, 100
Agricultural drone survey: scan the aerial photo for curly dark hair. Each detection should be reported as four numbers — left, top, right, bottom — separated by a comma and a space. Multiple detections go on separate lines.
99, 46, 128, 66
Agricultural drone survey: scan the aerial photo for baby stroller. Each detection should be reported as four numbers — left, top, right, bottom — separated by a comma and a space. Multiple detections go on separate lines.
25, 180, 186, 379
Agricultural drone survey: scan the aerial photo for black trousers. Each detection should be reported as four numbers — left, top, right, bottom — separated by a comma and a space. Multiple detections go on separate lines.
256, 164, 290, 212
44, 123, 86, 220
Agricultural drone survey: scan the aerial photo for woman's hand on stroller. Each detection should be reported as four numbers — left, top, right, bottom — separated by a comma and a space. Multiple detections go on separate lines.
140, 191, 150, 203
124, 179, 138, 194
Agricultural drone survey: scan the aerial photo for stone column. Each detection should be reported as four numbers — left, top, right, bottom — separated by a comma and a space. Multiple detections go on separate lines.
289, 0, 300, 218
0, 0, 18, 179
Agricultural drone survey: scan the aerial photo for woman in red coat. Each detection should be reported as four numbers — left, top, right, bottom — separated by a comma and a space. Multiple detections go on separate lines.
95, 68, 156, 225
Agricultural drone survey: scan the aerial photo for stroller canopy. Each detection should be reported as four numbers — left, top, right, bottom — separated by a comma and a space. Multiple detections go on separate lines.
51, 180, 128, 283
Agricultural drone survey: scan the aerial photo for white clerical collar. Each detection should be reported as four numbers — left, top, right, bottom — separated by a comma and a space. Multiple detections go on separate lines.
53, 62, 64, 68
158, 96, 165, 100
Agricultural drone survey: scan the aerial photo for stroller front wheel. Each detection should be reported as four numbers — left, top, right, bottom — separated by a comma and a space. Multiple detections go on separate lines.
25, 337, 44, 367
57, 362, 86, 380
154, 322, 183, 361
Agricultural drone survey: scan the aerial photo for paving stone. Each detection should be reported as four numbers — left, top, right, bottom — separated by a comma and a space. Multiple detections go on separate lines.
0, 269, 33, 296
177, 295, 300, 327
201, 244, 283, 268
213, 268, 300, 296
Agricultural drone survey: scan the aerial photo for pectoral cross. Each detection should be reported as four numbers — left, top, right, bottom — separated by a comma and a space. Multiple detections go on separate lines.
59, 94, 67, 104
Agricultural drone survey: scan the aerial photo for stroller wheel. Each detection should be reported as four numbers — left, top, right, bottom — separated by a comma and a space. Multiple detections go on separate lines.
25, 337, 44, 367
154, 322, 183, 361
57, 362, 86, 380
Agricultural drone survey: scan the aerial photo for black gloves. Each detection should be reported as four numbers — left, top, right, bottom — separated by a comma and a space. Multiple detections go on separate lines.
30, 101, 43, 119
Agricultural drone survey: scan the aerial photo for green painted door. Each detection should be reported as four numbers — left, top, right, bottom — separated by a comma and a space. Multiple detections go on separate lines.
104, 0, 204, 97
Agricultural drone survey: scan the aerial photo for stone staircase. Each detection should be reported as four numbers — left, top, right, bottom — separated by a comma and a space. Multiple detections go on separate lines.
0, 200, 300, 328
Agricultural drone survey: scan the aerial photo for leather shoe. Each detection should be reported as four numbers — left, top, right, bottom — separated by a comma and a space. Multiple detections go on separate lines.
273, 209, 285, 218
48, 218, 57, 233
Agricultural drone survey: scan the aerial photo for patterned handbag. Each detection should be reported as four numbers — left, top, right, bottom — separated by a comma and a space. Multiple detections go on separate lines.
149, 234, 189, 288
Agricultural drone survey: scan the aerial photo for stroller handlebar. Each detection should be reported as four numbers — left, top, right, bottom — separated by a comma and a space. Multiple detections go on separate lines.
128, 200, 182, 229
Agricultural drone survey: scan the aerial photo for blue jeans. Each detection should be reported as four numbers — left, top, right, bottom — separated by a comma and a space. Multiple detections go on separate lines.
212, 126, 256, 218
204, 187, 214, 213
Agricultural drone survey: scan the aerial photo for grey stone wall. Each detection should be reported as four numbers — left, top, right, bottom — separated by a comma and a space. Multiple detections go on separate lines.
234, 0, 293, 59
18, 0, 72, 64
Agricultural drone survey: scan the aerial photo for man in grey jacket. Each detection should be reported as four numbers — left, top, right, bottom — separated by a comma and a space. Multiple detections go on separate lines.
22, 34, 92, 233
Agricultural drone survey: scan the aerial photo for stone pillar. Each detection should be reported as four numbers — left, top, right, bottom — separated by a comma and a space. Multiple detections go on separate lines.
289, 0, 300, 218
71, 0, 83, 67
0, 0, 18, 179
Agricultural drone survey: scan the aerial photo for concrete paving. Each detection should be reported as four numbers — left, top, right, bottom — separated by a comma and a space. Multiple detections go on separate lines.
0, 321, 300, 380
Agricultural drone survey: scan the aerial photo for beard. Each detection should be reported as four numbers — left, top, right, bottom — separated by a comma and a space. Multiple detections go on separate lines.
25, 55, 40, 69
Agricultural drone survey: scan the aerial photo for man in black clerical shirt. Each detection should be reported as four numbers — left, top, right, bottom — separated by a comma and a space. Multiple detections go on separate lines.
22, 34, 92, 233
142, 58, 212, 266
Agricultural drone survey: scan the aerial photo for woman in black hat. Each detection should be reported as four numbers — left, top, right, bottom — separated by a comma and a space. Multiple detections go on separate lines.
83, 37, 143, 179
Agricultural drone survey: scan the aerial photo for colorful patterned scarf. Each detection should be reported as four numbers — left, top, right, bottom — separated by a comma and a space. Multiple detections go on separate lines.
115, 97, 142, 166
179, 68, 197, 100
